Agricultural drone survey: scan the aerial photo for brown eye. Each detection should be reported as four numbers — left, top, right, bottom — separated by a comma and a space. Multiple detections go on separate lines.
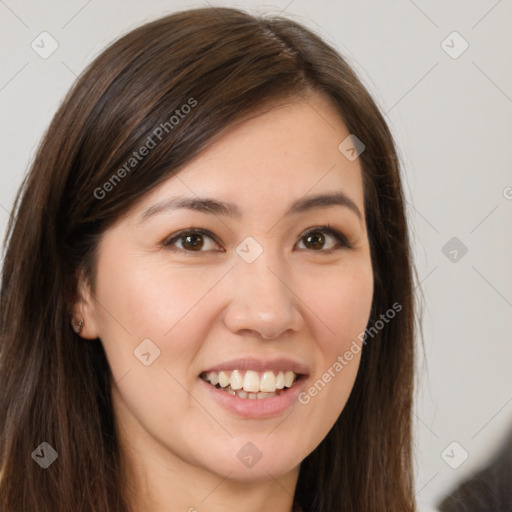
181, 233, 205, 251
163, 229, 220, 253
303, 231, 326, 250
296, 226, 352, 252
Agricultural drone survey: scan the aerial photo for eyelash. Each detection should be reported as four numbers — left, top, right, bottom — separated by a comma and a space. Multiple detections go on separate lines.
162, 224, 353, 255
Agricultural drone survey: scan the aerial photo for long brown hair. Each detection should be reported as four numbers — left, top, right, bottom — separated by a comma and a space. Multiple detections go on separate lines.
0, 7, 417, 511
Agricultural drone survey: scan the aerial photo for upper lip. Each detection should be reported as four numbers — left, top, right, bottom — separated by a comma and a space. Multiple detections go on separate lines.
200, 357, 310, 376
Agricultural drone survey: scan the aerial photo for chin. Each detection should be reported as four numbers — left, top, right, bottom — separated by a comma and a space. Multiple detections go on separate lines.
214, 444, 301, 482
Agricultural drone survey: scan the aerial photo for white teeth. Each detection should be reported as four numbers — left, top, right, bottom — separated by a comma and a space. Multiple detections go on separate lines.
218, 371, 230, 388
230, 369, 243, 390
202, 368, 299, 395
207, 371, 219, 386
275, 371, 285, 389
258, 391, 276, 399
260, 371, 276, 392
243, 370, 260, 393
284, 370, 295, 388
204, 381, 281, 400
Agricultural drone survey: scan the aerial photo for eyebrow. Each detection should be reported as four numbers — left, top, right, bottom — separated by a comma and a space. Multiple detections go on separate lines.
138, 191, 362, 224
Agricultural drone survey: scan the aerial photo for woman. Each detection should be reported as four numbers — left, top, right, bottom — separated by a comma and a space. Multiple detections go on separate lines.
0, 7, 417, 511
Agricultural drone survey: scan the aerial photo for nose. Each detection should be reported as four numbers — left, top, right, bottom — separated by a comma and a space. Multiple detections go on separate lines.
222, 249, 305, 340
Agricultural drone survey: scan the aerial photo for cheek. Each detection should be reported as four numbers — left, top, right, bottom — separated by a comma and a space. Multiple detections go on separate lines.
93, 256, 216, 441
93, 251, 229, 385
95, 251, 221, 338
308, 259, 374, 352
297, 259, 373, 434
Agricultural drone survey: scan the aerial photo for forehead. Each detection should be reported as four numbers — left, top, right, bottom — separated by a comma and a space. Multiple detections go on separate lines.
130, 92, 365, 224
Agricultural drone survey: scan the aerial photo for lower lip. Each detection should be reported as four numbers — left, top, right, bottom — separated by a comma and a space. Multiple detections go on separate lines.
198, 376, 307, 419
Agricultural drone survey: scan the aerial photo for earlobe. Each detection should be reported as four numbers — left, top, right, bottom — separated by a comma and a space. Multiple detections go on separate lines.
71, 275, 100, 340
72, 318, 84, 335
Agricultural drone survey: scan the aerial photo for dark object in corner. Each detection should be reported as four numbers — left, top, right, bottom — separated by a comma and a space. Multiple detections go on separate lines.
438, 428, 512, 512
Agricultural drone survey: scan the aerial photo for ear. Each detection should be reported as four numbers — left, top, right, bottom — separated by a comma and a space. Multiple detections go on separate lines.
71, 270, 100, 340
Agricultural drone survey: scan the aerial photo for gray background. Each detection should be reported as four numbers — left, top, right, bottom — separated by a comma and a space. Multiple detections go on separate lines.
1, 1, 511, 509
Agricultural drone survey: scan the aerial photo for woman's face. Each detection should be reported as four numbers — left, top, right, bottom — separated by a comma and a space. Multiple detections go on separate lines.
78, 92, 373, 491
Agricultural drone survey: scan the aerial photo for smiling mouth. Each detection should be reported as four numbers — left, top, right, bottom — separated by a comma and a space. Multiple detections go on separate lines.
199, 369, 303, 400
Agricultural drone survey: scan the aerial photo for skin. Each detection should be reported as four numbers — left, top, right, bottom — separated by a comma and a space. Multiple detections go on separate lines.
74, 91, 374, 512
